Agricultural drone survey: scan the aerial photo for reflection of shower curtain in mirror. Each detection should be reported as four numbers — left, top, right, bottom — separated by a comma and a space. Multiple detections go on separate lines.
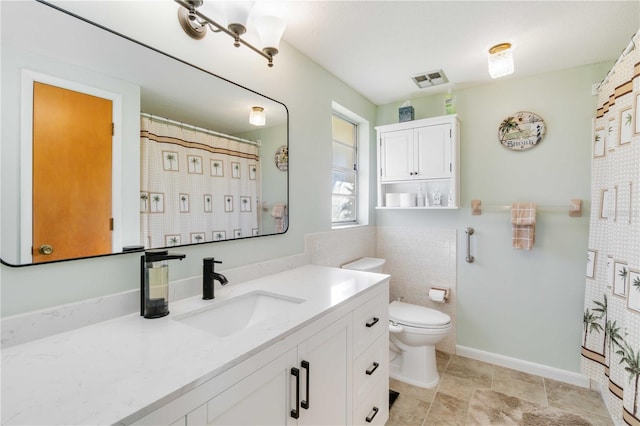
140, 115, 260, 248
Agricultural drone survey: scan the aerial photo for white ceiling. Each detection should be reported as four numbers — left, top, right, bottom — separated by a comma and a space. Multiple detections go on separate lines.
257, 1, 640, 105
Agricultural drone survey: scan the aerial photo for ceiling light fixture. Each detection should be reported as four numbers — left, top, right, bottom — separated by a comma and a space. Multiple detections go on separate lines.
487, 43, 514, 79
249, 106, 266, 126
176, 0, 286, 68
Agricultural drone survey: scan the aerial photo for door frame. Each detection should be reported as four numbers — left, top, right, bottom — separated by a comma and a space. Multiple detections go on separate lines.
20, 69, 123, 263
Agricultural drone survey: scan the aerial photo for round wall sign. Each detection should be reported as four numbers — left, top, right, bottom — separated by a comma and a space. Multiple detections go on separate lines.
498, 111, 546, 151
274, 145, 288, 171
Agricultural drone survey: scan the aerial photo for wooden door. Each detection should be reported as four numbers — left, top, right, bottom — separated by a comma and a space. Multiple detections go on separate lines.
32, 82, 113, 263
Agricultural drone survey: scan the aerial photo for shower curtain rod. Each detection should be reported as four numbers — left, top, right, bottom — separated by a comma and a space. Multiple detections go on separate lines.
599, 28, 639, 87
140, 112, 260, 147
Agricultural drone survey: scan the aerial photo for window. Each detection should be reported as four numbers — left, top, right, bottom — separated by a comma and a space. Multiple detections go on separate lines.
332, 114, 358, 224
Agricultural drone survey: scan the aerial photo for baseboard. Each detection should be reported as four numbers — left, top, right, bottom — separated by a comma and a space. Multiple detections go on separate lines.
456, 345, 590, 388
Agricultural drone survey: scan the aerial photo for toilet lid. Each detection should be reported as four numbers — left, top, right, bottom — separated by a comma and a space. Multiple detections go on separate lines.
389, 300, 451, 328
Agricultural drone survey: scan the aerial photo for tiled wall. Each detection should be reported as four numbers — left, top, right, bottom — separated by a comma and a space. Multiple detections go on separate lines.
4, 226, 458, 353
377, 226, 457, 354
305, 226, 377, 267
307, 226, 457, 354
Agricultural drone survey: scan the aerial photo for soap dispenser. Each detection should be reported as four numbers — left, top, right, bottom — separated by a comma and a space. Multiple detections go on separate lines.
140, 250, 186, 319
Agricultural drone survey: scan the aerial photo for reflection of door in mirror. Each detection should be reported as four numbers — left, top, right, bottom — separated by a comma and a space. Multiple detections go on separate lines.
32, 82, 113, 263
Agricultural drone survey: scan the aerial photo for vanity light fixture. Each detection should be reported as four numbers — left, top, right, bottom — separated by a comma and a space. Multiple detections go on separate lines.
176, 0, 286, 67
487, 42, 514, 78
249, 106, 266, 126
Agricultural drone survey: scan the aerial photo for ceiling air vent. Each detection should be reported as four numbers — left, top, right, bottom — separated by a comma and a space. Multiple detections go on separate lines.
411, 69, 449, 88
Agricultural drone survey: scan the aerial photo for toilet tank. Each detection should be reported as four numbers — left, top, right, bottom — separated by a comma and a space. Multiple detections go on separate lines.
341, 257, 385, 273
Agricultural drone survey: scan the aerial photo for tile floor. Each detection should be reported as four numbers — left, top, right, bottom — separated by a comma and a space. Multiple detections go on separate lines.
386, 352, 614, 426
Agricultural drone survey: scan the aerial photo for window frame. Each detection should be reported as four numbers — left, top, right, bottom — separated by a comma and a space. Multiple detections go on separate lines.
331, 113, 358, 225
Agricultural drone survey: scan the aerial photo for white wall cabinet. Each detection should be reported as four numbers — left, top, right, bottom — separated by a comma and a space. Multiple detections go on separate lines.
377, 115, 460, 209
134, 286, 388, 426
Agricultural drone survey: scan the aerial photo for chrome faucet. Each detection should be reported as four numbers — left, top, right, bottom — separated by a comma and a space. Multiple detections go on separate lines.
203, 257, 228, 300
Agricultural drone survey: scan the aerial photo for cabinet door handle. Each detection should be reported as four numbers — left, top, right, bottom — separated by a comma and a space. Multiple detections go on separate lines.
366, 317, 379, 328
290, 367, 300, 419
301, 360, 310, 410
366, 362, 379, 375
365, 406, 379, 423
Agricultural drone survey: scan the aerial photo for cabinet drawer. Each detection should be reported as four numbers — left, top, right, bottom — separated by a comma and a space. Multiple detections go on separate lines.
354, 336, 388, 405
353, 294, 388, 356
353, 382, 389, 426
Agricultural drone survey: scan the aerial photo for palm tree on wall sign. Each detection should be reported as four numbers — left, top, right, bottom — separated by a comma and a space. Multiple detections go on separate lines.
616, 341, 640, 417
583, 309, 603, 349
498, 116, 520, 139
592, 295, 608, 355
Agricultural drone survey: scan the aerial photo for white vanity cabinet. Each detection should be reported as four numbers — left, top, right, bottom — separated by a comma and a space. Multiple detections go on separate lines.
134, 284, 388, 426
352, 293, 389, 425
186, 315, 350, 426
377, 114, 460, 209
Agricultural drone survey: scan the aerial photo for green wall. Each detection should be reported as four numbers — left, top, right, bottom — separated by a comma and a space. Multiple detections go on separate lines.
376, 62, 612, 372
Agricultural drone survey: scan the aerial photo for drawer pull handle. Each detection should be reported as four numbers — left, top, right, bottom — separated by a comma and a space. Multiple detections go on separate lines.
366, 317, 379, 328
365, 362, 379, 375
366, 406, 379, 423
301, 360, 310, 410
290, 367, 300, 419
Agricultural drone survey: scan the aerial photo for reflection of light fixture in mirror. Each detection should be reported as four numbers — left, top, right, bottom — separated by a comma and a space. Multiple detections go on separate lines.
249, 106, 266, 126
176, 0, 286, 67
488, 43, 514, 79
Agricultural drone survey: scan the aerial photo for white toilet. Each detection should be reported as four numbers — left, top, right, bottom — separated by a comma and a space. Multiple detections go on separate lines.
342, 257, 452, 389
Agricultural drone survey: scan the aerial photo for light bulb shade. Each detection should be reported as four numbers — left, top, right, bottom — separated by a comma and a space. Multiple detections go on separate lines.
221, 1, 254, 31
488, 43, 514, 79
255, 15, 286, 53
250, 106, 266, 126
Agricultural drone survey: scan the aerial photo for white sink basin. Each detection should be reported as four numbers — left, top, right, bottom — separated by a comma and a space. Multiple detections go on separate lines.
174, 291, 305, 337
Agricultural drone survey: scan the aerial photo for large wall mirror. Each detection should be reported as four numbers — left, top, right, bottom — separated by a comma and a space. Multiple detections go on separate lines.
1, 0, 289, 266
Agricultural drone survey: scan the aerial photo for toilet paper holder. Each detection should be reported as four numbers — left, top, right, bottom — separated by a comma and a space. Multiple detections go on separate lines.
429, 287, 449, 302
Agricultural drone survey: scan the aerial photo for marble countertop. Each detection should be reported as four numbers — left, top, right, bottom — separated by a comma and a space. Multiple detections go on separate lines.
1, 265, 388, 425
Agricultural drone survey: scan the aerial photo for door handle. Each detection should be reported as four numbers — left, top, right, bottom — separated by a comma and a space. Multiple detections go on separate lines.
39, 244, 53, 255
301, 360, 310, 409
290, 367, 300, 419
366, 317, 379, 328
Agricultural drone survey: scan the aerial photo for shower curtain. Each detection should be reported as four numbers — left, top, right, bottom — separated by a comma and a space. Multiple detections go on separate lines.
140, 115, 260, 248
582, 30, 640, 426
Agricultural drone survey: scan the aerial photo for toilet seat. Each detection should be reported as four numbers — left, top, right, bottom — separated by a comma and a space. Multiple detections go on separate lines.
389, 300, 451, 329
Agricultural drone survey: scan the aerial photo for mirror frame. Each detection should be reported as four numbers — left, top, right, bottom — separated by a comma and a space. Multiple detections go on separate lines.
0, 0, 289, 267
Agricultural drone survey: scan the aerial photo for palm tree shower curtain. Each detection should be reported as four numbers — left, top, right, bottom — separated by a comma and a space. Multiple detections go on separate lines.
582, 29, 640, 426
140, 115, 260, 248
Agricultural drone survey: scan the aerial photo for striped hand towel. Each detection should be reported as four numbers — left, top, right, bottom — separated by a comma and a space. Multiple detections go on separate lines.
511, 202, 536, 250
